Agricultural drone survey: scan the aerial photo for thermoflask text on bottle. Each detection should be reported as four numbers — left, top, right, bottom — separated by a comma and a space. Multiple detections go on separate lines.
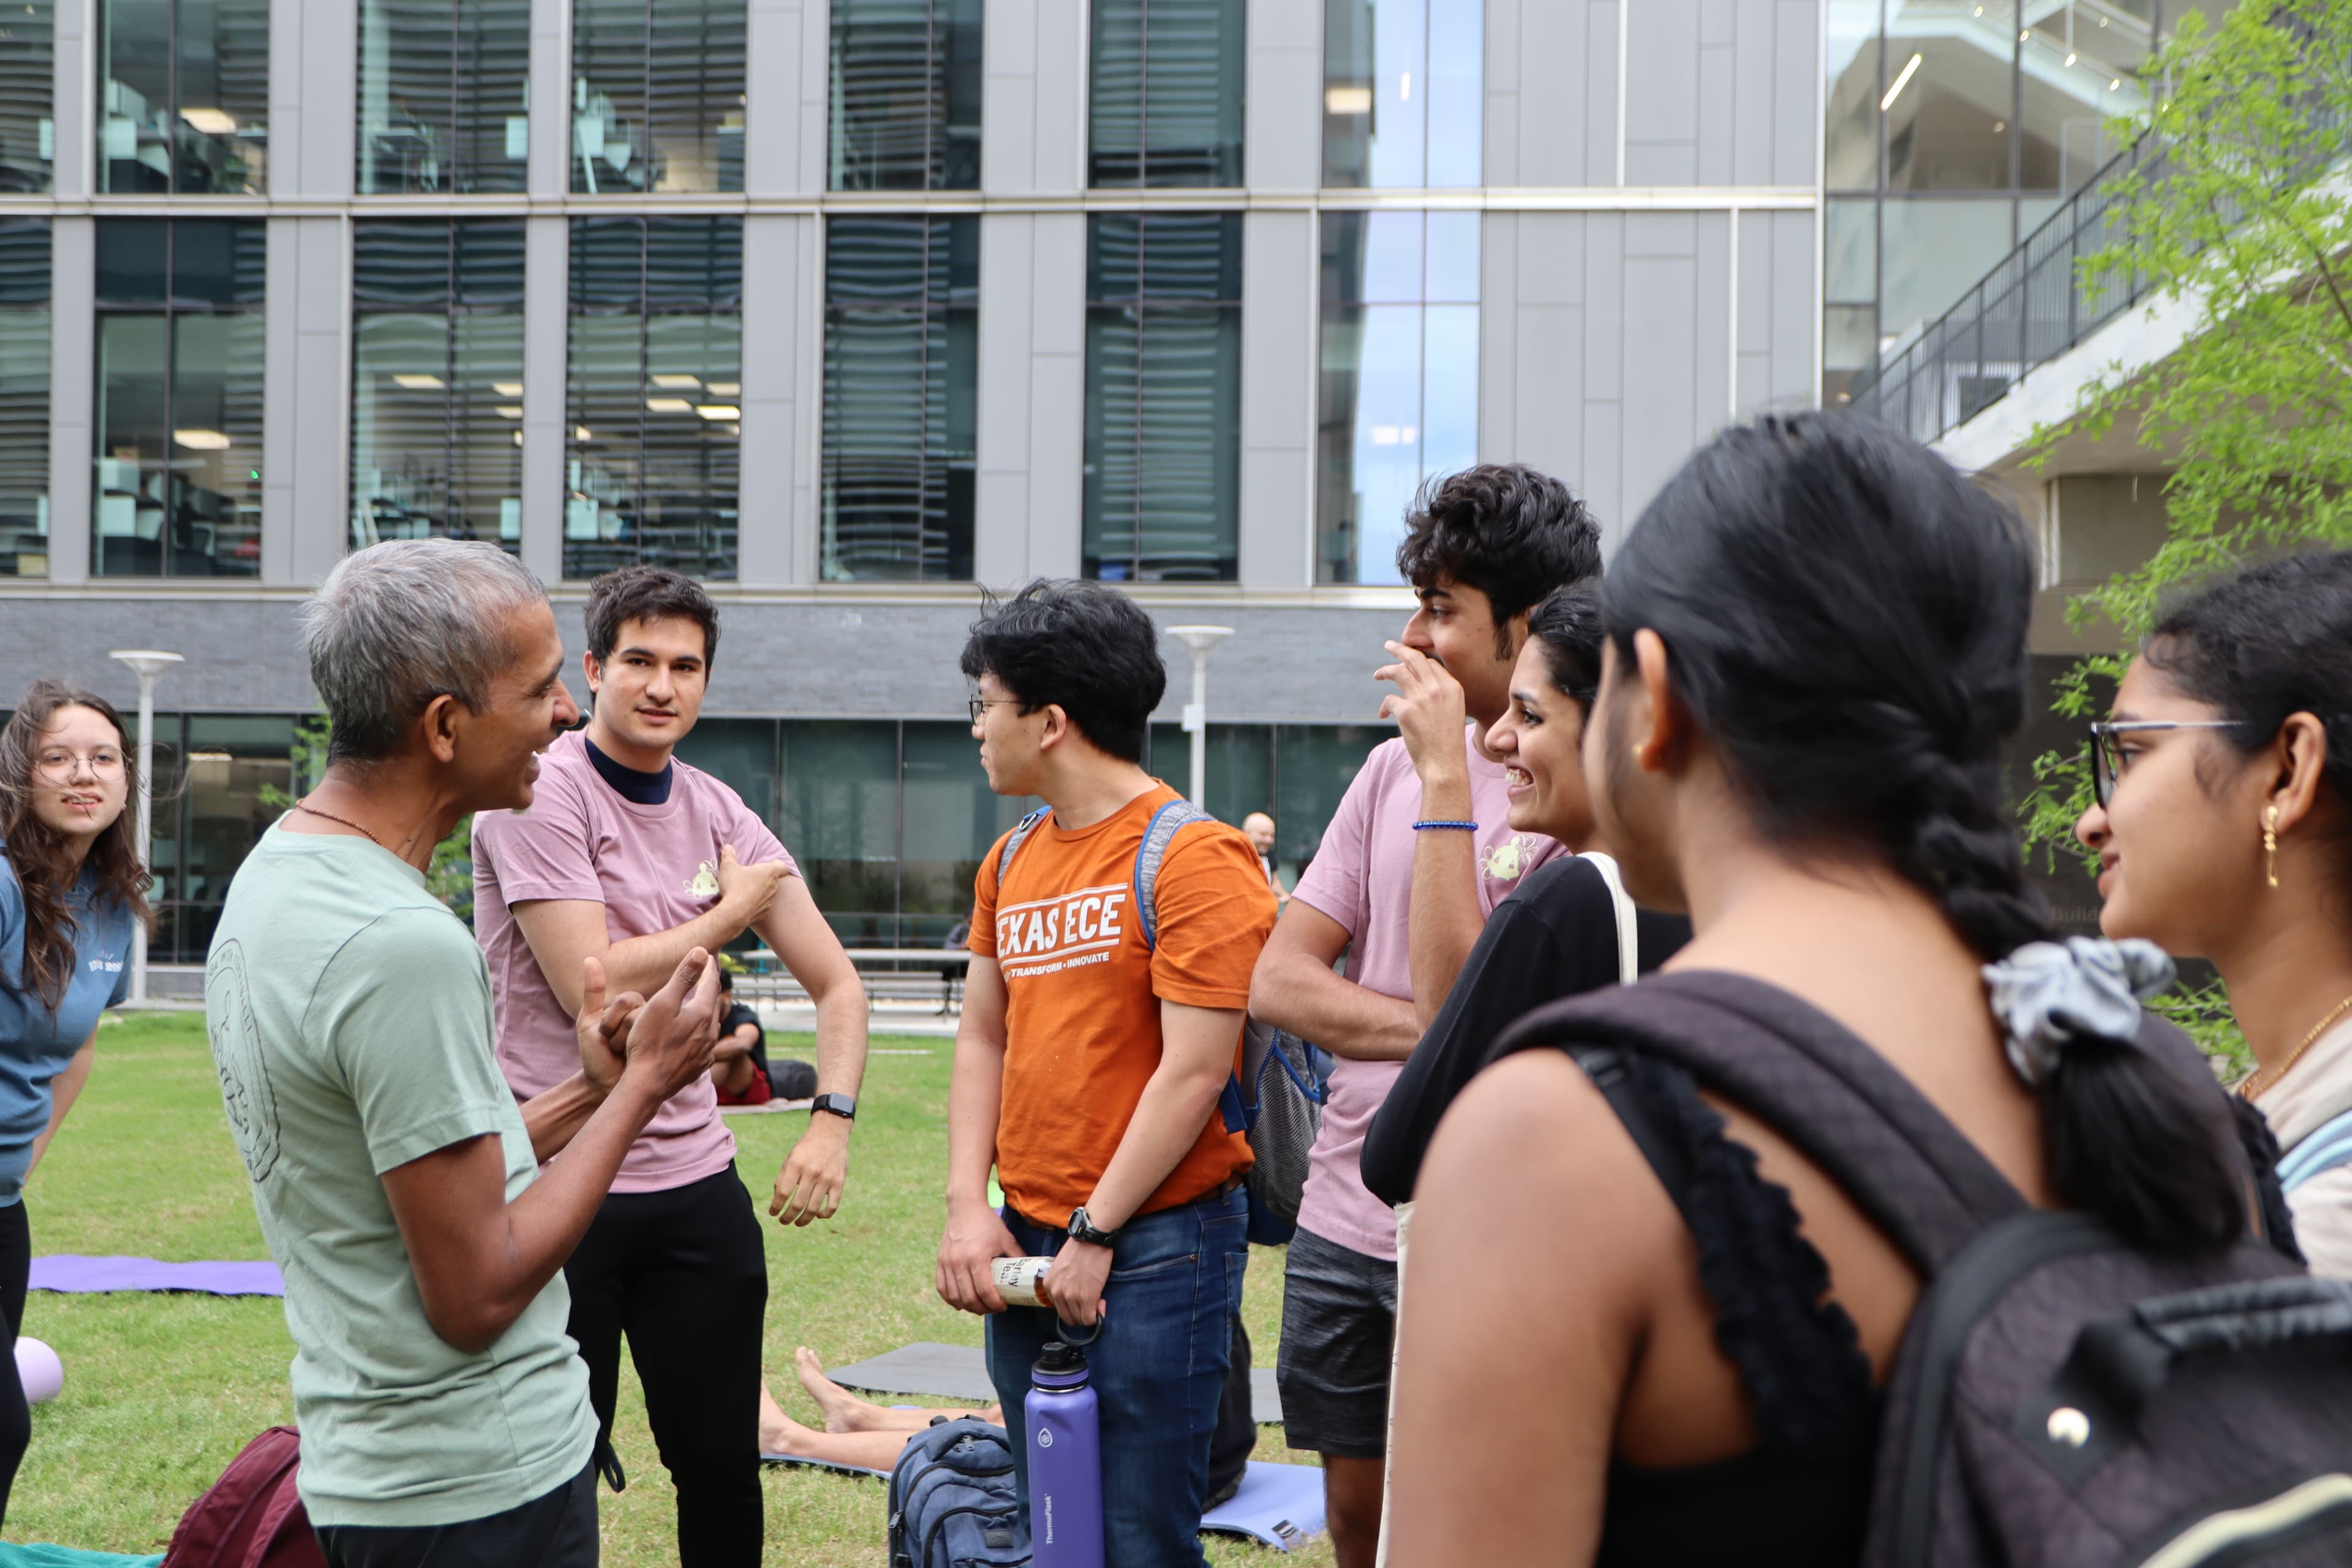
1027, 1340, 1105, 1568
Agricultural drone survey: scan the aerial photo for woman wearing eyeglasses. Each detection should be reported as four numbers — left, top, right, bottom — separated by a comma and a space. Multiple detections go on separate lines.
2075, 550, 2352, 1275
0, 680, 148, 1517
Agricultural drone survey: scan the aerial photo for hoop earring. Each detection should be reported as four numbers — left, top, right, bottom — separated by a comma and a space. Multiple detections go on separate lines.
2265, 805, 2280, 889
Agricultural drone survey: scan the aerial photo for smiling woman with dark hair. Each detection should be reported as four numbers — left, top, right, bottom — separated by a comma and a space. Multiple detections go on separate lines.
0, 679, 148, 1521
2077, 550, 2352, 1272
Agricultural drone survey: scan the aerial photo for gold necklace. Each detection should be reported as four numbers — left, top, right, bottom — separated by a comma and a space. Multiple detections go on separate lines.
2240, 991, 2352, 1102
293, 798, 388, 851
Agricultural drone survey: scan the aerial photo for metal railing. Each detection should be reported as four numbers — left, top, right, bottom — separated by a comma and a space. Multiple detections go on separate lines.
1849, 138, 2158, 447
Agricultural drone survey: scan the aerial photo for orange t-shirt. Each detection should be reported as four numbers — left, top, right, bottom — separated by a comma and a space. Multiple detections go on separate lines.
969, 782, 1276, 1226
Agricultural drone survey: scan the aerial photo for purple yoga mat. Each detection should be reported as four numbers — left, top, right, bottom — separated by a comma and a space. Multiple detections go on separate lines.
29, 1256, 284, 1297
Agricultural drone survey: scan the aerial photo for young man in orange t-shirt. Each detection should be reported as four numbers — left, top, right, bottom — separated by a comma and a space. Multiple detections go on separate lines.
935, 580, 1276, 1568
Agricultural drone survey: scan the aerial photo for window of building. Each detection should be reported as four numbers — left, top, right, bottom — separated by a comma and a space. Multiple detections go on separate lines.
1089, 0, 1244, 187
829, 0, 981, 190
1083, 212, 1242, 582
1823, 2, 2222, 406
99, 0, 268, 193
351, 221, 527, 554
357, 0, 530, 194
571, 0, 745, 194
821, 216, 977, 582
0, 221, 47, 579
0, 0, 54, 193
1316, 210, 1477, 585
567, 216, 742, 579
1321, 0, 1480, 188
93, 219, 264, 578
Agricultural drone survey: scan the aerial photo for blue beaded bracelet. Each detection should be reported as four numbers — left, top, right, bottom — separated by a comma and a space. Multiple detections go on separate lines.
1411, 819, 1480, 832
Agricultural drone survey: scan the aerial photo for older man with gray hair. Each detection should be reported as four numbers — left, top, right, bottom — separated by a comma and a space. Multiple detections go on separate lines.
204, 539, 723, 1568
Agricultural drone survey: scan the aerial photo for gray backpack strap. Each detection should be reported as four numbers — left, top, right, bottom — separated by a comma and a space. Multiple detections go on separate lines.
1131, 799, 1214, 953
995, 807, 1051, 883
1494, 970, 2033, 1273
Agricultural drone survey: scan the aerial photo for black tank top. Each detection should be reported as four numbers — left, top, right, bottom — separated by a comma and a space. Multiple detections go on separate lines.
1581, 1049, 1882, 1566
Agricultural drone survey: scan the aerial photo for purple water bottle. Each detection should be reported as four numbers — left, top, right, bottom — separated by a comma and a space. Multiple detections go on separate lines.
1027, 1340, 1104, 1568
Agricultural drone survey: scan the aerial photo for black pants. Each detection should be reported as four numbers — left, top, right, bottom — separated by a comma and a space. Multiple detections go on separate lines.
315, 1461, 597, 1568
564, 1169, 766, 1567
0, 1200, 29, 1529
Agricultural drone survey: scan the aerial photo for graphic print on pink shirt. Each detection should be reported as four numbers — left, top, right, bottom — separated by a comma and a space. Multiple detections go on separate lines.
472, 729, 797, 1193
1286, 732, 1562, 1261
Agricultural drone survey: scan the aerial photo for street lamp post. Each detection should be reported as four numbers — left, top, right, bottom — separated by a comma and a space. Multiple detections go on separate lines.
1165, 626, 1235, 812
110, 650, 183, 1006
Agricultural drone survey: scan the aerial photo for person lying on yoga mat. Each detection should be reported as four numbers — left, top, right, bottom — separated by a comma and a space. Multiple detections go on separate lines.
758, 1344, 1257, 1508
758, 1346, 1003, 1471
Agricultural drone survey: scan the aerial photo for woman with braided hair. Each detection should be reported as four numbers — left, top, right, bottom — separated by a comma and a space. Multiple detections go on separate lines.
1384, 414, 2256, 1566
2076, 551, 2352, 1273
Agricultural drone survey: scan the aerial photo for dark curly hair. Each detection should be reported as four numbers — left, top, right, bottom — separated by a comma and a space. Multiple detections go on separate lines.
960, 580, 1167, 763
1396, 464, 1602, 657
585, 566, 720, 667
2143, 551, 2352, 889
1, 682, 153, 1012
1605, 412, 2243, 1254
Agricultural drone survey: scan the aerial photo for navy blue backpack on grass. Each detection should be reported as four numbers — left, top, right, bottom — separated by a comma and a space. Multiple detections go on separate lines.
996, 800, 1330, 1246
886, 1417, 1027, 1568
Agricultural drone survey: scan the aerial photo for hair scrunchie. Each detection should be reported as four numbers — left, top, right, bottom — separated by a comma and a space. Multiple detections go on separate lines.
1982, 937, 2176, 1087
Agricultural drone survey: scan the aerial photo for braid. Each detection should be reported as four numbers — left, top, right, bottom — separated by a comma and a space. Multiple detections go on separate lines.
1606, 411, 2249, 1254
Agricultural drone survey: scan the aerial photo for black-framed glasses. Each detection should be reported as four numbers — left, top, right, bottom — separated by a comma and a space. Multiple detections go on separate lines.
969, 696, 1022, 726
2089, 720, 2245, 807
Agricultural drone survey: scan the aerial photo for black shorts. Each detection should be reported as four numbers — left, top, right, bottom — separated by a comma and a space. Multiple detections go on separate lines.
1276, 1227, 1398, 1460
314, 1460, 597, 1568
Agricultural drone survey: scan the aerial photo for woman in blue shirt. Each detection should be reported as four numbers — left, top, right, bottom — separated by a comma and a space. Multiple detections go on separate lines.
0, 680, 146, 1521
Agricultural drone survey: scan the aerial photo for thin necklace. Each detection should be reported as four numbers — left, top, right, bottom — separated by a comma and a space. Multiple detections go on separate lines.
293, 798, 388, 851
2241, 991, 2352, 1102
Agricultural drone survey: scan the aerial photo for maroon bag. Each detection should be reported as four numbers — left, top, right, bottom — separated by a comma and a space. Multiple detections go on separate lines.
160, 1426, 328, 1568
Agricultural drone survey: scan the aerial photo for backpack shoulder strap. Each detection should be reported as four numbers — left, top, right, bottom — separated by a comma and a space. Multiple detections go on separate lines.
1495, 970, 2032, 1273
2280, 1105, 2352, 1194
1577, 851, 1641, 986
995, 807, 1051, 884
1131, 798, 1215, 953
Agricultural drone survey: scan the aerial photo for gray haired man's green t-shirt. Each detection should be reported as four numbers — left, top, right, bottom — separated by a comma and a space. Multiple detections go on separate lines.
204, 826, 594, 1528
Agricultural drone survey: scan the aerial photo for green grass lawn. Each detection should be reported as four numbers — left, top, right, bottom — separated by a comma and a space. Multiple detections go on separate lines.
9, 1012, 1336, 1566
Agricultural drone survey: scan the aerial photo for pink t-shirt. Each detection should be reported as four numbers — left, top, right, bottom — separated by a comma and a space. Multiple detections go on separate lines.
1288, 733, 1561, 1260
472, 729, 796, 1193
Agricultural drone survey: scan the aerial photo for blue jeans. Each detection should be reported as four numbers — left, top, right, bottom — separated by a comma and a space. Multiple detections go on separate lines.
987, 1188, 1248, 1568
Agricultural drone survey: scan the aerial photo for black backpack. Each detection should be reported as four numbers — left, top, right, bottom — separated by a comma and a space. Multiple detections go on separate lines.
1498, 970, 2352, 1568
886, 1417, 1027, 1568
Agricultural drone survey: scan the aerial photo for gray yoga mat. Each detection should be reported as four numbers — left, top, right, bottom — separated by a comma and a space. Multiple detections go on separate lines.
828, 1341, 1286, 1426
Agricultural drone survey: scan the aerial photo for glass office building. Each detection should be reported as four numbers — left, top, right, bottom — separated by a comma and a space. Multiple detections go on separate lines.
0, 0, 1838, 957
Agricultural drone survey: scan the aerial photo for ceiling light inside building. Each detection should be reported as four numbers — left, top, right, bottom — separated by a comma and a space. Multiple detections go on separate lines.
492, 382, 523, 396
2109, 78, 2121, 90
173, 429, 232, 450
2064, 51, 2076, 66
695, 404, 741, 421
392, 373, 444, 390
1325, 86, 1372, 115
646, 398, 694, 413
704, 382, 741, 396
495, 405, 524, 418
1881, 52, 1923, 112
575, 426, 593, 442
650, 374, 702, 389
181, 108, 237, 135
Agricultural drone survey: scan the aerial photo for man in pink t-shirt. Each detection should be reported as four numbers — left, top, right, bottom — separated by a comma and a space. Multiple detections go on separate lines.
473, 568, 869, 1567
1249, 465, 1599, 1568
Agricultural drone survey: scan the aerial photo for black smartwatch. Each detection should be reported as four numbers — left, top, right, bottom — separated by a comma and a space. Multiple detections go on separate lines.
1066, 1207, 1118, 1248
810, 1093, 856, 1121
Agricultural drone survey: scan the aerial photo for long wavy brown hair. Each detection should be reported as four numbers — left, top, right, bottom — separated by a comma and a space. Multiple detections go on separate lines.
1, 683, 153, 1011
